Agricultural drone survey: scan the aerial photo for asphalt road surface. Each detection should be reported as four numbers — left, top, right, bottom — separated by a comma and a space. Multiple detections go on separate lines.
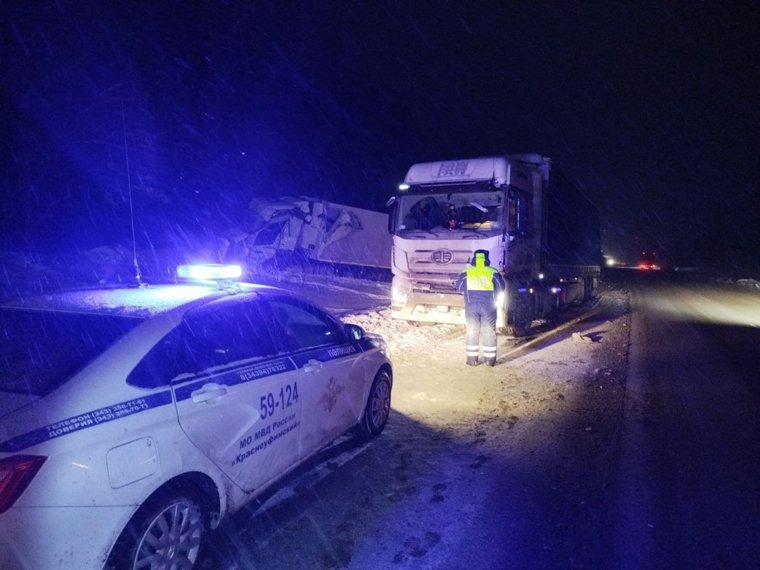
610, 273, 760, 569
200, 271, 760, 569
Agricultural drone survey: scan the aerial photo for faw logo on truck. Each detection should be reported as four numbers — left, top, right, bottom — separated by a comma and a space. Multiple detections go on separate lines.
431, 249, 453, 264
437, 161, 468, 178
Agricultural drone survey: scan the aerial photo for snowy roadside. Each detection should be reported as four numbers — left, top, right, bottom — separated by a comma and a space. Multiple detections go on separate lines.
199, 280, 634, 569
331, 283, 634, 569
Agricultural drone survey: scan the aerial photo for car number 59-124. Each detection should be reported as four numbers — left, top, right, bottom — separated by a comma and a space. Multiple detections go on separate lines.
260, 382, 300, 419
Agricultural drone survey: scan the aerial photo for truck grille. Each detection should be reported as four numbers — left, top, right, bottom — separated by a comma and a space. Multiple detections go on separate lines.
412, 281, 458, 294
431, 249, 453, 264
410, 248, 470, 271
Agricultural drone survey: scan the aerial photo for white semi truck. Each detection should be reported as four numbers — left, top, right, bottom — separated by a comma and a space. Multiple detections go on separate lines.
387, 154, 601, 335
243, 197, 392, 279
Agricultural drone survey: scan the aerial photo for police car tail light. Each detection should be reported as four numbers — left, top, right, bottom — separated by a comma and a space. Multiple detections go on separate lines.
0, 455, 47, 514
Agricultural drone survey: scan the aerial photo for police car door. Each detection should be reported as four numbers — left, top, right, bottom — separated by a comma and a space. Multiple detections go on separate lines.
170, 297, 302, 493
261, 295, 365, 455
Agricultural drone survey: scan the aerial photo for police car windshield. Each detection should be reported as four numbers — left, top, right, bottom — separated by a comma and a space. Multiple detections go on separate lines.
0, 309, 144, 397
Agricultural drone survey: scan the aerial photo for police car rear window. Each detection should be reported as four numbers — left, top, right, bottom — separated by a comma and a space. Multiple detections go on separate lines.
0, 309, 144, 396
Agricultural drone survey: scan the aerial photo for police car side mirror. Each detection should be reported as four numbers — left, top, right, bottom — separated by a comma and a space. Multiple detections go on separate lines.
344, 323, 365, 341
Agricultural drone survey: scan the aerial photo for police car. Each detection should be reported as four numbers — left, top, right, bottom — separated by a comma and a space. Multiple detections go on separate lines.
0, 265, 392, 569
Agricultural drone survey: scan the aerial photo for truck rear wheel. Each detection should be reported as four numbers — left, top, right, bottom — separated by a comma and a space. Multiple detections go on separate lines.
584, 277, 596, 301
503, 320, 529, 337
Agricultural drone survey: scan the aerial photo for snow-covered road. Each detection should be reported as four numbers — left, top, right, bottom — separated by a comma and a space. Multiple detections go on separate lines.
199, 276, 632, 569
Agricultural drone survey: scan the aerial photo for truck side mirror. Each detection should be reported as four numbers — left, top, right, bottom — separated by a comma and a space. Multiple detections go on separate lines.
386, 198, 397, 234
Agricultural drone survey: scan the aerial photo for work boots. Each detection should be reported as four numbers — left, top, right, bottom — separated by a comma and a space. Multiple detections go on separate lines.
466, 357, 496, 366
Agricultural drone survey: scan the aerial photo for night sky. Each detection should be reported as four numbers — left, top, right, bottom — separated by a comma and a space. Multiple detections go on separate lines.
2, 1, 758, 272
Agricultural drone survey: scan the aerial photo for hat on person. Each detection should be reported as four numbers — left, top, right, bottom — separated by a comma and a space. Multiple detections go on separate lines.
471, 249, 490, 266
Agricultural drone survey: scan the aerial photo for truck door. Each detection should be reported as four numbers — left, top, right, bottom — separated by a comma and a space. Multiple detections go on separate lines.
261, 295, 365, 454
506, 189, 536, 275
170, 298, 303, 493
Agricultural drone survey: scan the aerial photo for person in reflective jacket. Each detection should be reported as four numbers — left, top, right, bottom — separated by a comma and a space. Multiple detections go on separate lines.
456, 249, 506, 366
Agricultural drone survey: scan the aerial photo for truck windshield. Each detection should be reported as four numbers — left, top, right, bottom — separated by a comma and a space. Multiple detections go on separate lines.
395, 191, 504, 235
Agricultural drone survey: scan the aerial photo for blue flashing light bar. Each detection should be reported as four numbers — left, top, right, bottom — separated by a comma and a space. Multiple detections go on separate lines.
177, 264, 243, 281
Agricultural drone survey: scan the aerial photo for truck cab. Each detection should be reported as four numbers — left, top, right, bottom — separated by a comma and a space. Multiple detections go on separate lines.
388, 154, 600, 336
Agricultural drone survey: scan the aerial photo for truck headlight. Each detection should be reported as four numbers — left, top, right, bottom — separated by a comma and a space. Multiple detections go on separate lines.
392, 287, 408, 307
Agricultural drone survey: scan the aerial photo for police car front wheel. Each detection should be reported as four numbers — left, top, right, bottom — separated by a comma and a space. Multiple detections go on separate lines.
109, 491, 208, 570
357, 370, 392, 439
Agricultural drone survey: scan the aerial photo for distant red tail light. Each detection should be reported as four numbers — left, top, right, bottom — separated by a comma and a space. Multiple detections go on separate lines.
0, 455, 47, 514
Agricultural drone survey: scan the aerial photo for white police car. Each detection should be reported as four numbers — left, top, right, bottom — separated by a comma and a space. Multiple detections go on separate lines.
0, 265, 392, 569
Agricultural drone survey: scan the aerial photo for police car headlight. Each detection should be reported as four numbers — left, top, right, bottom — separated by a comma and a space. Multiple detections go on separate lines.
366, 332, 390, 355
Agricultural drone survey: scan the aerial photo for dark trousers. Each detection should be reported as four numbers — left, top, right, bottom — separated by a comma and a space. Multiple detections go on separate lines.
465, 299, 497, 364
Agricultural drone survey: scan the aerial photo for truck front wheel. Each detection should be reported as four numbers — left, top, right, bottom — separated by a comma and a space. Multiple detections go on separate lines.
503, 286, 531, 337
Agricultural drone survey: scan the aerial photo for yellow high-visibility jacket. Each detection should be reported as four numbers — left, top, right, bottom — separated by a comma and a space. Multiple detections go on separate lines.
456, 253, 506, 303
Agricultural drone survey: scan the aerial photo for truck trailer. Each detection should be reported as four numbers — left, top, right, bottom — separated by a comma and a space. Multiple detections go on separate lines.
244, 197, 392, 279
387, 154, 600, 335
